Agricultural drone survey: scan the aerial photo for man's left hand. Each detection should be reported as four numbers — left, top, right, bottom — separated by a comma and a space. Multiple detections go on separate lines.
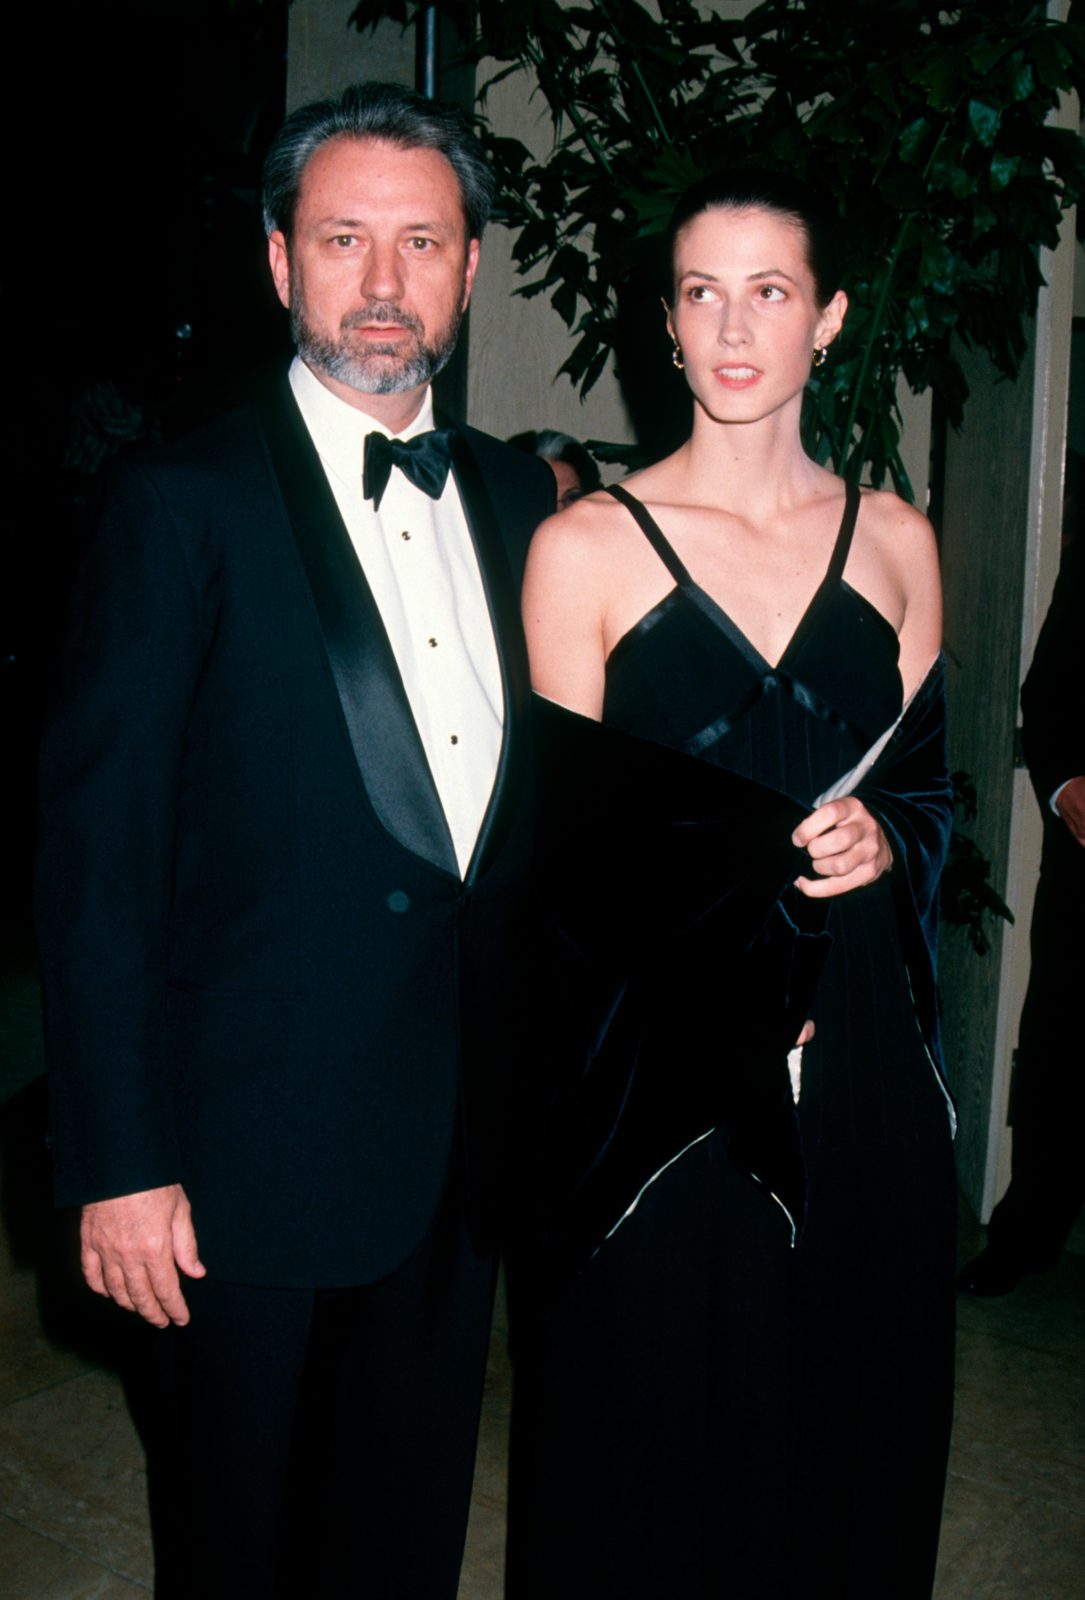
792, 797, 893, 899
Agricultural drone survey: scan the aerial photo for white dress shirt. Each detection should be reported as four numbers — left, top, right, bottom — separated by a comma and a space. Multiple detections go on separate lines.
289, 357, 503, 876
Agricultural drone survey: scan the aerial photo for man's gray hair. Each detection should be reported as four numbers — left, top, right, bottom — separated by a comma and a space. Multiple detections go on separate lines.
261, 80, 496, 242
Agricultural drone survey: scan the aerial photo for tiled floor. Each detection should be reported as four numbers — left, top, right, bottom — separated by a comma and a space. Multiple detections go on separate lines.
2, 929, 1082, 1598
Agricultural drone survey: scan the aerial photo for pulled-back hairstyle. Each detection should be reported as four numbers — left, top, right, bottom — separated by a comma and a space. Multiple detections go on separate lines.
665, 168, 842, 309
261, 80, 495, 243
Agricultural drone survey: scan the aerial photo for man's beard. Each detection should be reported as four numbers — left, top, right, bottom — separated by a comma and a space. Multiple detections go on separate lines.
290, 290, 464, 395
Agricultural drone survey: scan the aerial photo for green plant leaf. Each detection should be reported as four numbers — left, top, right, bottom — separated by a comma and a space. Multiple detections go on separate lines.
898, 117, 931, 165
1029, 27, 1072, 90
352, 0, 1085, 517
905, 45, 962, 111
967, 98, 1002, 147
988, 151, 1021, 193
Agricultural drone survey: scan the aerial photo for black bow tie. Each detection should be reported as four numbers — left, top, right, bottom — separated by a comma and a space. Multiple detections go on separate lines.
363, 428, 455, 511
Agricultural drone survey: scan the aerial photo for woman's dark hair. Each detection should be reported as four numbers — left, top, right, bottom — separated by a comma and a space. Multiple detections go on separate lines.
262, 80, 495, 243
664, 168, 842, 308
507, 429, 602, 494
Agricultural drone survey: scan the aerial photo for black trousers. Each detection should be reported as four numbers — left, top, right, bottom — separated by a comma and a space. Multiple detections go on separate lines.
147, 1172, 496, 1599
987, 822, 1085, 1268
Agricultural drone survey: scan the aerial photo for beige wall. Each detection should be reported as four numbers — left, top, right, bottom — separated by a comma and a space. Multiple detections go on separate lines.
286, 2, 413, 110
939, 188, 1077, 1221
466, 71, 633, 448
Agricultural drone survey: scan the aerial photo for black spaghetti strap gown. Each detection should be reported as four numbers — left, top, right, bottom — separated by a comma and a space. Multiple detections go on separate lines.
507, 482, 956, 1600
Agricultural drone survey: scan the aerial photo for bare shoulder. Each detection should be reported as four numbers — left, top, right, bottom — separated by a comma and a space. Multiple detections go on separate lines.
858, 490, 942, 690
522, 491, 622, 624
525, 487, 641, 581
521, 490, 632, 715
529, 487, 618, 547
859, 488, 938, 563
858, 488, 941, 605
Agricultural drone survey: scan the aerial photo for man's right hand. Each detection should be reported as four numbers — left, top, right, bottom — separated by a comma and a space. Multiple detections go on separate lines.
80, 1183, 205, 1328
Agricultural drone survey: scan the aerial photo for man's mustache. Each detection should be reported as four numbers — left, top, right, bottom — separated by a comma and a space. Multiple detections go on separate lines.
340, 302, 425, 338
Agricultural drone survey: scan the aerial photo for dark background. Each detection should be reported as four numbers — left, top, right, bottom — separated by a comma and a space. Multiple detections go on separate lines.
3, 0, 292, 918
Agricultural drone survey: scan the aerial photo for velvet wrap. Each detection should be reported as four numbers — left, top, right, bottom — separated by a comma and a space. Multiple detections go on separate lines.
849, 654, 954, 1087
526, 657, 953, 1283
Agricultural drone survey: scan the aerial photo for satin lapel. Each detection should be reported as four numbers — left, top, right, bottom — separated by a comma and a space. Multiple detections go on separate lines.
448, 430, 531, 886
256, 380, 458, 878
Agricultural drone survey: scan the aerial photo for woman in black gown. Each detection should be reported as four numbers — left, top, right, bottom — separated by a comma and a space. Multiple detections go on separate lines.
509, 171, 957, 1599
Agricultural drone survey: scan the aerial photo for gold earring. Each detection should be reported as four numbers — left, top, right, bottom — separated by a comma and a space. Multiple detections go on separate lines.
812, 346, 828, 369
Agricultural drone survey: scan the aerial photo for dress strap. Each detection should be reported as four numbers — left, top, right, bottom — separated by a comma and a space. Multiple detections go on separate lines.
607, 480, 862, 591
604, 483, 695, 588
824, 480, 861, 587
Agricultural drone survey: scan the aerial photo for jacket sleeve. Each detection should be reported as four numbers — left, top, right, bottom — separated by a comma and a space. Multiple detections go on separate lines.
35, 460, 210, 1207
1020, 536, 1084, 815
853, 656, 954, 1075
525, 697, 828, 1278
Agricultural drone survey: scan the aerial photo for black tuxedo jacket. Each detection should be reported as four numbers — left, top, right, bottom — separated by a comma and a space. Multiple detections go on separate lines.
1021, 535, 1084, 821
1020, 534, 1085, 956
35, 376, 554, 1288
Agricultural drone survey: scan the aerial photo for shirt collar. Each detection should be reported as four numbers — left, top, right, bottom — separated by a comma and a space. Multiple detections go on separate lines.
288, 355, 437, 490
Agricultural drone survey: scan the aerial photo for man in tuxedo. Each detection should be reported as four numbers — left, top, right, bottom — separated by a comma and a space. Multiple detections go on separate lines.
35, 81, 553, 1595
959, 512, 1084, 1295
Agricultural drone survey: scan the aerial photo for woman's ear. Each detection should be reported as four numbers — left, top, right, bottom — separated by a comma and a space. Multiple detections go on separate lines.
815, 289, 848, 351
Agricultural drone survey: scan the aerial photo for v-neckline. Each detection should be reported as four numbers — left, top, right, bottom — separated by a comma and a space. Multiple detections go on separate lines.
605, 480, 861, 676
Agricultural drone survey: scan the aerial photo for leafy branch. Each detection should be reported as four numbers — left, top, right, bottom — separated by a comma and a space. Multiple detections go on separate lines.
352, 0, 1085, 489
942, 772, 1015, 955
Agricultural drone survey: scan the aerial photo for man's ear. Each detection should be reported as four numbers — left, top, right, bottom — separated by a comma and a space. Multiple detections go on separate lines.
268, 231, 291, 310
461, 238, 481, 310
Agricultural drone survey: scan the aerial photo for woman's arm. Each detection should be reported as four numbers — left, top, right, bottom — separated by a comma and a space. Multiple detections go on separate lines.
521, 504, 611, 719
890, 498, 943, 701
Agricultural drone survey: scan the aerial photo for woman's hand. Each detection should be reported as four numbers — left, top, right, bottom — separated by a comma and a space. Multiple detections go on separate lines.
792, 797, 893, 899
